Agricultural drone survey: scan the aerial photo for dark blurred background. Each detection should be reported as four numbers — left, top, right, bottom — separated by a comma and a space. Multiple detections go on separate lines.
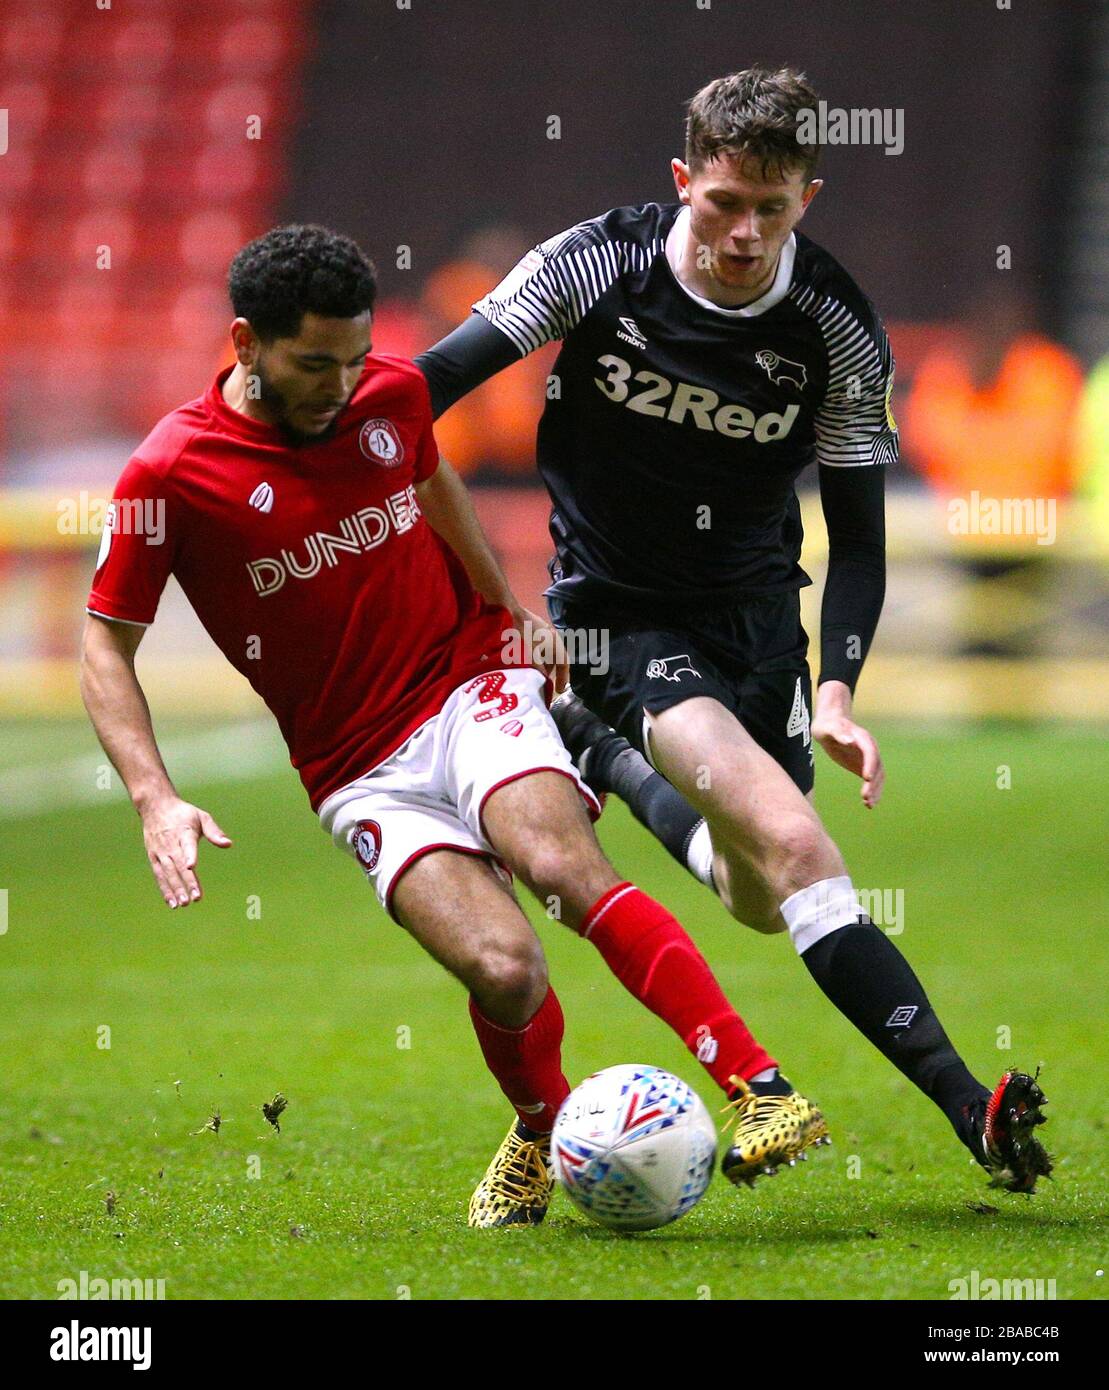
292, 0, 1087, 335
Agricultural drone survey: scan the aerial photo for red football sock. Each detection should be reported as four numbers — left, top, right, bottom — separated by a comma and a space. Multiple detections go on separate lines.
580, 882, 777, 1094
468, 985, 570, 1134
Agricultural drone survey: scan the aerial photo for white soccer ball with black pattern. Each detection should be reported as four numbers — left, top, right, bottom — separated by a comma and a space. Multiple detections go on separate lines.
551, 1064, 717, 1231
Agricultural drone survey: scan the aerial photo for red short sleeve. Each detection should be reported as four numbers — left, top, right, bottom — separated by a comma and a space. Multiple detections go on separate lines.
414, 405, 441, 483
86, 458, 177, 626
412, 378, 440, 484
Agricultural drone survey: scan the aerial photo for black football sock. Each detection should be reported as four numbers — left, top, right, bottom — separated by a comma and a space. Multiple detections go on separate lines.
746, 1070, 794, 1098
514, 1118, 549, 1142
588, 737, 713, 887
800, 918, 988, 1128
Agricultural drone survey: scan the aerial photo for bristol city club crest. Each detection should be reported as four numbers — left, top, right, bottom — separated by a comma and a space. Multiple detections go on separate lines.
359, 418, 405, 467
352, 819, 382, 873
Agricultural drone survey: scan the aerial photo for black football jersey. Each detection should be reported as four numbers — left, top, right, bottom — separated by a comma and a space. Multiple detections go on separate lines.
470, 202, 897, 620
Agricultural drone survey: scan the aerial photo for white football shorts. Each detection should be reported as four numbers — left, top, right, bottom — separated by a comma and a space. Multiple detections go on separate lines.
317, 667, 600, 918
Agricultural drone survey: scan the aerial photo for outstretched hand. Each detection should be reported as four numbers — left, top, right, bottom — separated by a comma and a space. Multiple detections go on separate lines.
812, 682, 884, 808
509, 606, 570, 694
140, 796, 233, 908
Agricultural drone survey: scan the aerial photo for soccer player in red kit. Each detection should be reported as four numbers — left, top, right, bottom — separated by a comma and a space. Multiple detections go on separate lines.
80, 225, 828, 1226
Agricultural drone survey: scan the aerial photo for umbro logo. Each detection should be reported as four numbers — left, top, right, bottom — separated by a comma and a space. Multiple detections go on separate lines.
248, 481, 274, 513
886, 1005, 918, 1029
616, 316, 648, 350
755, 349, 808, 391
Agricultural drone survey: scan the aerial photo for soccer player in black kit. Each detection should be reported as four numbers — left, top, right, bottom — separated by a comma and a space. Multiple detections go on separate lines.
417, 68, 1052, 1193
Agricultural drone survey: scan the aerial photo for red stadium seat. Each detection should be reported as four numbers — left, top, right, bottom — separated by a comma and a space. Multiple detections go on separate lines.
190, 142, 268, 203
81, 144, 147, 205
0, 0, 311, 449
0, 149, 36, 204
0, 14, 67, 70
58, 19, 120, 76
94, 84, 164, 142
203, 82, 278, 140
168, 281, 229, 342
0, 80, 52, 142
108, 19, 176, 78
68, 209, 140, 273
179, 210, 247, 276
217, 18, 293, 74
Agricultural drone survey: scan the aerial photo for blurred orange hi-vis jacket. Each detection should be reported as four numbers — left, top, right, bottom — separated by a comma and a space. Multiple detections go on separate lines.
905, 334, 1084, 503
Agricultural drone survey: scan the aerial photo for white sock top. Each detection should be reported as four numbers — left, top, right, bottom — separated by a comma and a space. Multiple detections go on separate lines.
780, 875, 861, 955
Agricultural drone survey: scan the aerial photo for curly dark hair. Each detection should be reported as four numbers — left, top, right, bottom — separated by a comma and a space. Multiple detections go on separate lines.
228, 224, 377, 341
685, 67, 822, 181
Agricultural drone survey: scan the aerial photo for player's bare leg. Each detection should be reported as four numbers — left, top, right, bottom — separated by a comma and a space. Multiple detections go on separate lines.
585, 696, 1052, 1192
480, 770, 830, 1183
391, 847, 548, 1025
645, 698, 843, 931
391, 849, 563, 1227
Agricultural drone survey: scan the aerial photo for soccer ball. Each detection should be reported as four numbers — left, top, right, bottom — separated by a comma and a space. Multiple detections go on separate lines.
551, 1064, 717, 1231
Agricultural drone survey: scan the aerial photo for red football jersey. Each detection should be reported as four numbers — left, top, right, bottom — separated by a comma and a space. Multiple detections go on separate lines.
87, 355, 523, 810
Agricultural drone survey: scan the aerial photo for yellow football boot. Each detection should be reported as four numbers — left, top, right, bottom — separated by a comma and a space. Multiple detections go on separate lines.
719, 1075, 830, 1187
468, 1120, 554, 1228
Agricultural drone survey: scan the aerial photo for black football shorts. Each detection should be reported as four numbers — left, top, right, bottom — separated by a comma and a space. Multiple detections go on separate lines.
553, 592, 815, 794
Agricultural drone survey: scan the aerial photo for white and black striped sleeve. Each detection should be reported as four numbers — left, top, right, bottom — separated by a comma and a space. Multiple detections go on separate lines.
795, 293, 895, 688
812, 297, 899, 469
418, 214, 652, 417
471, 218, 640, 355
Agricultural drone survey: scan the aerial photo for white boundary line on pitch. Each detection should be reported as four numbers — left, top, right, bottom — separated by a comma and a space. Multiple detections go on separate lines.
0, 721, 285, 821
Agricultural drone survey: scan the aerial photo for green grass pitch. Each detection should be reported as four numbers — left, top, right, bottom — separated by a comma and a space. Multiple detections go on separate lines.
1, 720, 1105, 1300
